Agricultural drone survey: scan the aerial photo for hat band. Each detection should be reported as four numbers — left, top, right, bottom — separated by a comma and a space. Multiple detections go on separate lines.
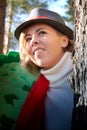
31, 16, 50, 19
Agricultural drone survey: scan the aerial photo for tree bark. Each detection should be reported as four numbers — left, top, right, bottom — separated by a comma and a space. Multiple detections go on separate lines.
0, 0, 6, 53
72, 0, 87, 105
3, 0, 13, 54
71, 0, 87, 129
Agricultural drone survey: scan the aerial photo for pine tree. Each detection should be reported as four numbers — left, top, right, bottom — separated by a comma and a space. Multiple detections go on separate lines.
0, 0, 6, 53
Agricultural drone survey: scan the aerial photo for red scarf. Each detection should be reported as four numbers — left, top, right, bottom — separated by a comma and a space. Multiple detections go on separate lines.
15, 74, 49, 130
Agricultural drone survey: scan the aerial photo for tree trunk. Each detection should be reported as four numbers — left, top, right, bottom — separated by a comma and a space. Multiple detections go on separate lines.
3, 0, 13, 54
71, 0, 87, 129
0, 0, 6, 54
72, 0, 87, 105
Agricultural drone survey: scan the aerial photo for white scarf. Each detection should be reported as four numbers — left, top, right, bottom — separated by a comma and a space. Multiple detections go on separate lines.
41, 51, 73, 87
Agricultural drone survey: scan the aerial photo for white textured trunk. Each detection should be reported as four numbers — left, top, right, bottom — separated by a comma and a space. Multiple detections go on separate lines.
71, 2, 87, 130
71, 0, 87, 106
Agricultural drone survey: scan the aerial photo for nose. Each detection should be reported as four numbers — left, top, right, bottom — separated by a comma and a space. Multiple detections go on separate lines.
30, 35, 38, 46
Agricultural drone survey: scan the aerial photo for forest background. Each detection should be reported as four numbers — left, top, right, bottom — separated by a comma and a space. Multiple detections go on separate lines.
0, 0, 74, 54
0, 1, 87, 129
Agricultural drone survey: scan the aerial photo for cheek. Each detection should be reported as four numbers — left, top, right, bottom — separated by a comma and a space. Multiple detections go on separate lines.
25, 43, 30, 52
43, 36, 47, 40
25, 45, 32, 58
25, 42, 29, 49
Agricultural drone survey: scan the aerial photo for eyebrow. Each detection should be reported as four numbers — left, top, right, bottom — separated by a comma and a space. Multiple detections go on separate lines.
25, 28, 46, 37
36, 28, 45, 33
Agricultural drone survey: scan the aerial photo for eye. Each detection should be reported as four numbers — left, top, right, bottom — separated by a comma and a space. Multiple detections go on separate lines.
25, 36, 32, 43
39, 31, 46, 36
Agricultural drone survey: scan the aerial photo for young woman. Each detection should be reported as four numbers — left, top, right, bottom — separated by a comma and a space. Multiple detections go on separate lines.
0, 7, 74, 130
14, 7, 74, 130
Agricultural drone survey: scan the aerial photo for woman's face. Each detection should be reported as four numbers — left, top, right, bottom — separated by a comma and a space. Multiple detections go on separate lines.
24, 23, 69, 70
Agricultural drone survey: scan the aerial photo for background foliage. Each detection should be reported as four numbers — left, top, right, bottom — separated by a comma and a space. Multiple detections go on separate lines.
4, 0, 74, 52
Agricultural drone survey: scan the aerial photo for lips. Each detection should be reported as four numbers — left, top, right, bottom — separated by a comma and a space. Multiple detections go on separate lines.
33, 48, 45, 55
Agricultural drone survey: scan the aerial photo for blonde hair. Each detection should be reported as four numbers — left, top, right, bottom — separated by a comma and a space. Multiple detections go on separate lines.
19, 28, 74, 74
19, 32, 40, 74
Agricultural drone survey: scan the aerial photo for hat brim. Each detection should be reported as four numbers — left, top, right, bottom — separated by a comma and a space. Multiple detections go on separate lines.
15, 18, 73, 40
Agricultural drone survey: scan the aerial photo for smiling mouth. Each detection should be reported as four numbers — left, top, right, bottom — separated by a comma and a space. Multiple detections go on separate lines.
34, 49, 44, 55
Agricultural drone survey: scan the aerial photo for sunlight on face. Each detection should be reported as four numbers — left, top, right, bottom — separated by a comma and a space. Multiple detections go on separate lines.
24, 23, 69, 70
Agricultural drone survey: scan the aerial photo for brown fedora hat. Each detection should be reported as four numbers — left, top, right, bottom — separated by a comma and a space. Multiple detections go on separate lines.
14, 7, 73, 40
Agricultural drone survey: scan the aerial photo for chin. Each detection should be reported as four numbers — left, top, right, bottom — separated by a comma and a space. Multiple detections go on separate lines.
37, 64, 45, 69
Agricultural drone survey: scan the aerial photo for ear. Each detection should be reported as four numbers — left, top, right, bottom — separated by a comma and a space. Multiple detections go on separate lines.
61, 36, 69, 48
